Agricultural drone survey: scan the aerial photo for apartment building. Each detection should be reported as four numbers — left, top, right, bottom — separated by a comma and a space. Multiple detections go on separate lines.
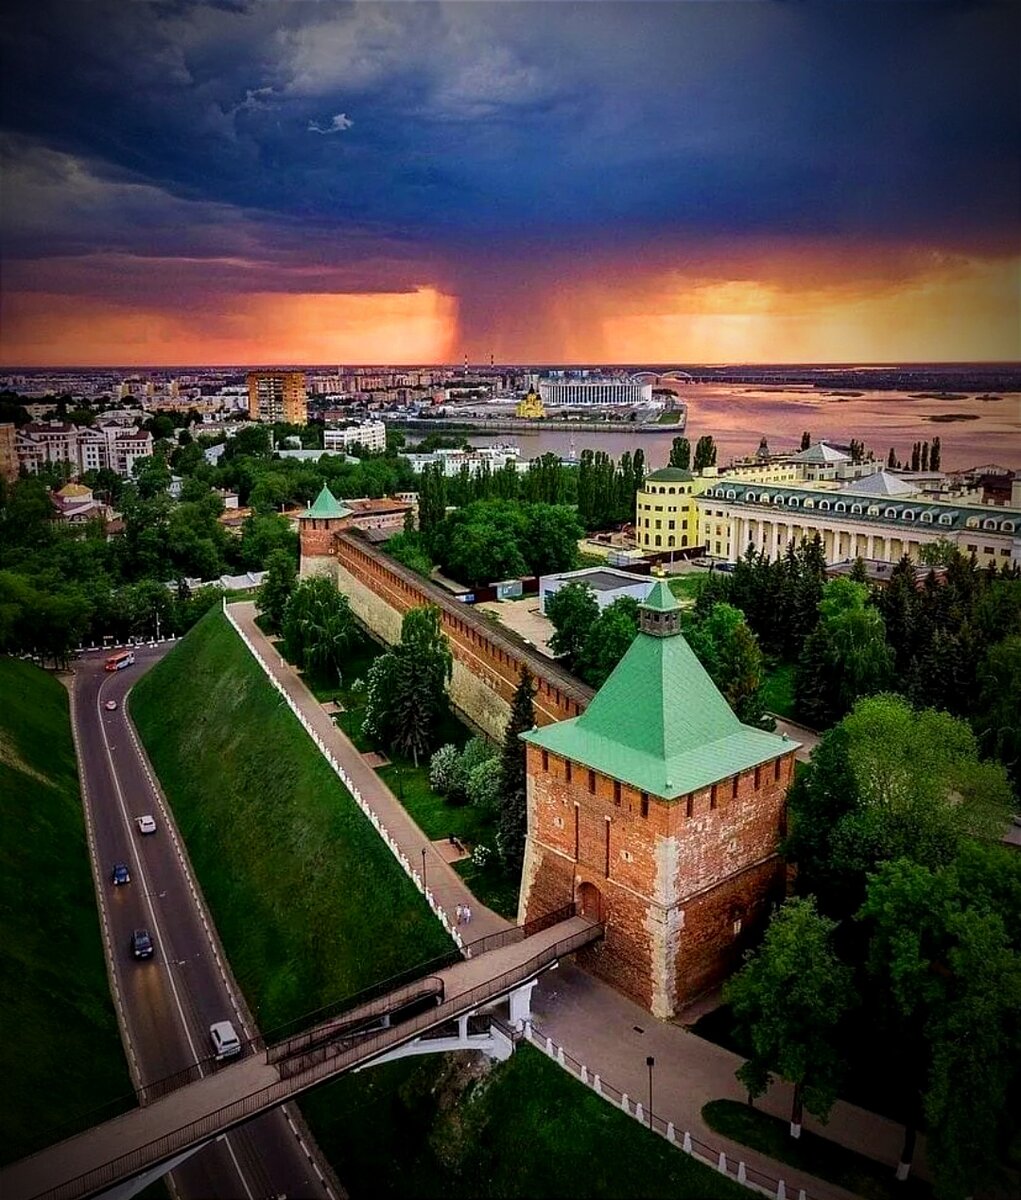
16, 422, 154, 478
247, 371, 307, 425
323, 421, 387, 454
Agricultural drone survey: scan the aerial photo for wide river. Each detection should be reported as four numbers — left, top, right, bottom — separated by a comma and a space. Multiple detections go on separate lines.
467, 384, 1021, 472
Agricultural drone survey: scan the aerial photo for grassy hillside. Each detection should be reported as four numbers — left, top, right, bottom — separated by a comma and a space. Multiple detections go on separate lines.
0, 657, 132, 1163
303, 1042, 747, 1200
131, 609, 451, 1031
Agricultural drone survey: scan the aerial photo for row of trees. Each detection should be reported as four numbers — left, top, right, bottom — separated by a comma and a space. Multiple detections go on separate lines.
667, 436, 718, 472
727, 694, 1017, 1199
415, 453, 578, 532
544, 580, 771, 725
576, 449, 646, 530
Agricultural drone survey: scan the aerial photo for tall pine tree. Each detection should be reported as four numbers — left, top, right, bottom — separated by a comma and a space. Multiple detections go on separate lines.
497, 667, 536, 871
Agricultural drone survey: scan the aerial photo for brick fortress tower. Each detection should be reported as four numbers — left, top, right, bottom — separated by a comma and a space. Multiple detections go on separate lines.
298, 484, 352, 578
520, 579, 798, 1017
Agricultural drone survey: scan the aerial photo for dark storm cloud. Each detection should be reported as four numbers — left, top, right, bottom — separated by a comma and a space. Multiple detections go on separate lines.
1, 1, 1018, 270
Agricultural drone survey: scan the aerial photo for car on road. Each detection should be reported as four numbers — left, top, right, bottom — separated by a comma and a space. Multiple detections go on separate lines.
136, 815, 157, 835
111, 862, 131, 886
210, 1020, 242, 1061
130, 929, 154, 959
104, 699, 118, 711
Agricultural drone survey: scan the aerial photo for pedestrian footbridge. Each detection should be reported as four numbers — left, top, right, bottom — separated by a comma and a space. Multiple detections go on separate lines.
2, 912, 601, 1200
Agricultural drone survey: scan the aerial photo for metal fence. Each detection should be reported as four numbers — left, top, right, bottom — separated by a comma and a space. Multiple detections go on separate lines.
524, 1023, 815, 1200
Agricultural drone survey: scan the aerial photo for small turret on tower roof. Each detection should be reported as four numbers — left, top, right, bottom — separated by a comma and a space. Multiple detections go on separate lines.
302, 484, 351, 521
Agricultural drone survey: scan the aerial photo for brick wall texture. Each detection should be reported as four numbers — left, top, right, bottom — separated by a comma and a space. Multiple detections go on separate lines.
301, 525, 590, 740
519, 744, 795, 1017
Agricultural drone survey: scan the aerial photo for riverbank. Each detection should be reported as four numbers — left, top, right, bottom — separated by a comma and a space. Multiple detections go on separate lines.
392, 416, 684, 435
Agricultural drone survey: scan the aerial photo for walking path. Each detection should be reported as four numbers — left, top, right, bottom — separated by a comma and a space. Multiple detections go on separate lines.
532, 961, 928, 1200
230, 602, 510, 941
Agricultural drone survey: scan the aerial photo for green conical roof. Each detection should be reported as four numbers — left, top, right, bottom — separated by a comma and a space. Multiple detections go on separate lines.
303, 484, 351, 520
640, 578, 679, 613
523, 605, 796, 799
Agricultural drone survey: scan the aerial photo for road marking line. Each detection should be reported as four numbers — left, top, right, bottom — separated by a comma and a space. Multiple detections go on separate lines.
97, 674, 204, 1067
218, 1136, 256, 1200
68, 684, 145, 1088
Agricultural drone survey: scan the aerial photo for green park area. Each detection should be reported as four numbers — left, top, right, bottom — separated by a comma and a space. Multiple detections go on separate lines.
0, 658, 133, 1163
702, 1101, 930, 1200
133, 608, 750, 1199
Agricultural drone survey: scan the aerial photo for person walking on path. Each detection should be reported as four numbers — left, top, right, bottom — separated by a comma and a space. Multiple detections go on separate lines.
455, 903, 464, 925
463, 903, 472, 926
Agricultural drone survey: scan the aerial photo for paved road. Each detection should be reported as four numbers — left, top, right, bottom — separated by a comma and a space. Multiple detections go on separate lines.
70, 648, 338, 1200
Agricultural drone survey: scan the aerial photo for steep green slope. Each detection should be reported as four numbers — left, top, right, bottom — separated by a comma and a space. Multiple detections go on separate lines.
130, 608, 451, 1030
0, 657, 132, 1163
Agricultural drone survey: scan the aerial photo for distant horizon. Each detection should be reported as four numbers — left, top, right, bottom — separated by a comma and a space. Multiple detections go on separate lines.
5, 360, 1021, 375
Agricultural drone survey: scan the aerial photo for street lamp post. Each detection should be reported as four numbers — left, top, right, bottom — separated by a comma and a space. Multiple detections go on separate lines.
646, 1056, 655, 1129
421, 847, 427, 890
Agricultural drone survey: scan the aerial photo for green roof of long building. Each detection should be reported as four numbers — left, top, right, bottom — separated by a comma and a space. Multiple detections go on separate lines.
523, 579, 796, 799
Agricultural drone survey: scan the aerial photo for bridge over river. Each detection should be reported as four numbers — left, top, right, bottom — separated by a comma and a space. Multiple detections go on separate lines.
3, 914, 601, 1200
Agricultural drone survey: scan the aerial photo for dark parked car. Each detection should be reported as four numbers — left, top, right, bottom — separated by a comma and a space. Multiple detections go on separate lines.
131, 929, 154, 959
111, 862, 130, 886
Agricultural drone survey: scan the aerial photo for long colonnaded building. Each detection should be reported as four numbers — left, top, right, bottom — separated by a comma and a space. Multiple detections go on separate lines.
520, 581, 797, 1017
697, 474, 1021, 569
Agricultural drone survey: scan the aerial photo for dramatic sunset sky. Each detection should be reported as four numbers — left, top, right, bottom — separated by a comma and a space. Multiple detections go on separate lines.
1, 1, 1018, 366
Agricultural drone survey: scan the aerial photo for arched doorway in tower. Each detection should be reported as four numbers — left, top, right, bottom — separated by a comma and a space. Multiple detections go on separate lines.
577, 881, 605, 922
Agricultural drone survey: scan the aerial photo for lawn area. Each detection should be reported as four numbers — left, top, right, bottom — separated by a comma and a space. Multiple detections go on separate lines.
760, 663, 796, 719
270, 618, 522, 919
131, 609, 452, 1033
668, 574, 704, 603
302, 1042, 748, 1200
655, 410, 684, 425
0, 657, 133, 1162
702, 1101, 930, 1200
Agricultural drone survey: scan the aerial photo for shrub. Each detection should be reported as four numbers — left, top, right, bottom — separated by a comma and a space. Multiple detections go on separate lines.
429, 743, 461, 795
452, 736, 497, 801
466, 757, 502, 814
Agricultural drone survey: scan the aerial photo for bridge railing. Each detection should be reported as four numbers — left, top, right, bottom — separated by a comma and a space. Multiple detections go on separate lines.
32, 922, 601, 1200
461, 902, 577, 958
267, 976, 445, 1070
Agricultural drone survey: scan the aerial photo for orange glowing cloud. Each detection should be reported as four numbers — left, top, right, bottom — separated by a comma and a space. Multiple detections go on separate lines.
565, 255, 1021, 364
0, 287, 459, 367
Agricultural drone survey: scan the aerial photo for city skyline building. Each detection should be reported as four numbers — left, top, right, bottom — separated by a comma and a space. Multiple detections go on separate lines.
247, 371, 308, 425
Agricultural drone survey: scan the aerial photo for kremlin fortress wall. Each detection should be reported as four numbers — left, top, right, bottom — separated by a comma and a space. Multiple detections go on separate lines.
301, 511, 796, 1018
301, 521, 590, 739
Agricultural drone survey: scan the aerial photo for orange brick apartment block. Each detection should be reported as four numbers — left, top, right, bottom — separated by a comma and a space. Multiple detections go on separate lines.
247, 370, 308, 425
521, 580, 798, 1017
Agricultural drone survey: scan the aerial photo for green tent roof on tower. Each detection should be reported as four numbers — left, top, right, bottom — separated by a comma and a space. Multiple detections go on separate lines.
303, 484, 352, 520
522, 579, 797, 799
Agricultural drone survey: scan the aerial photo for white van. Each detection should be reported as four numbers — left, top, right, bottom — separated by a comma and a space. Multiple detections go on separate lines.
210, 1020, 242, 1061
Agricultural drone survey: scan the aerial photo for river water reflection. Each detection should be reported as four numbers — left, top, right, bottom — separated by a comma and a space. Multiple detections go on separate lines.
466, 384, 1020, 472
